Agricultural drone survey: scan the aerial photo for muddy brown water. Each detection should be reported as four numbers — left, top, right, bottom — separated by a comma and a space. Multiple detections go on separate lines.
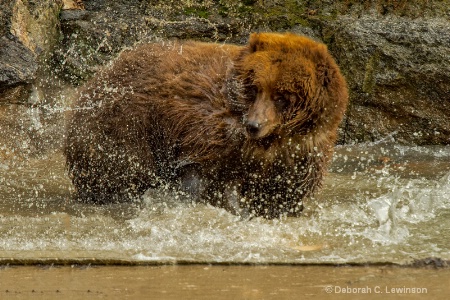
1, 145, 449, 265
0, 265, 449, 299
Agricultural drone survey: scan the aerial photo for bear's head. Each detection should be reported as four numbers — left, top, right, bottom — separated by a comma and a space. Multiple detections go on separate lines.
237, 33, 343, 144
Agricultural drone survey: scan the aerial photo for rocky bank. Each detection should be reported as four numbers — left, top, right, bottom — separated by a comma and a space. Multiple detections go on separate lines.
0, 0, 449, 152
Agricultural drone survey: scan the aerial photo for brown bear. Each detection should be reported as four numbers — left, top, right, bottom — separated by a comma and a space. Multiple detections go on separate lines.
64, 32, 348, 219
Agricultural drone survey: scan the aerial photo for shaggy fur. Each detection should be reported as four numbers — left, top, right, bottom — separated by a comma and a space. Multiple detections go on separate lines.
65, 33, 348, 219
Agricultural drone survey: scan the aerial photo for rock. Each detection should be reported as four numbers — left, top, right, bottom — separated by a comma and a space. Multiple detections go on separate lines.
328, 16, 450, 144
62, 0, 85, 10
54, 0, 149, 83
0, 0, 63, 104
0, 36, 37, 99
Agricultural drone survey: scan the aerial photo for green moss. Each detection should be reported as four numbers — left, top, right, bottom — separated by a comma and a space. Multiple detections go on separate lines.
214, 0, 257, 18
218, 5, 229, 17
253, 0, 310, 29
362, 51, 380, 94
184, 7, 210, 19
321, 27, 336, 46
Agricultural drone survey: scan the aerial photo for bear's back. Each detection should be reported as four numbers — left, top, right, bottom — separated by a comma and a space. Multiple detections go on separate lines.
88, 42, 244, 110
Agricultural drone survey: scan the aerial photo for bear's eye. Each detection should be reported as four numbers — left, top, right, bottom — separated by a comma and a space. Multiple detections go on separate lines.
245, 85, 258, 101
274, 93, 291, 111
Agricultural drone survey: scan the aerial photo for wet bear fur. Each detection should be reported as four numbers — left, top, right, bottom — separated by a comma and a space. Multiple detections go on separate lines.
65, 33, 348, 219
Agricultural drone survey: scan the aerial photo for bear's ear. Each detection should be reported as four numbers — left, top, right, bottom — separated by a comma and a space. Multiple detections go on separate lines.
248, 33, 266, 53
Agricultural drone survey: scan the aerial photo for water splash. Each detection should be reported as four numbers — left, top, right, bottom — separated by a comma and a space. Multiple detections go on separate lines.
0, 131, 449, 264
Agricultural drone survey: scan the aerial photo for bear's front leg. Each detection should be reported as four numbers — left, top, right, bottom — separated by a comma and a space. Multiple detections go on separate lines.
175, 161, 206, 201
222, 181, 252, 219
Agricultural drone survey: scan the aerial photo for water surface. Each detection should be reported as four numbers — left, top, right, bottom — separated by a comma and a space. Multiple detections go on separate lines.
1, 130, 449, 264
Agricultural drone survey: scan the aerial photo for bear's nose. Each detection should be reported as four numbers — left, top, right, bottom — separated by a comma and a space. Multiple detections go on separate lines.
245, 121, 260, 137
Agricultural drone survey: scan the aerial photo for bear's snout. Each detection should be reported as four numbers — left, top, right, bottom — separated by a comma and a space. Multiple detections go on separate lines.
245, 120, 261, 137
244, 118, 280, 140
245, 94, 281, 139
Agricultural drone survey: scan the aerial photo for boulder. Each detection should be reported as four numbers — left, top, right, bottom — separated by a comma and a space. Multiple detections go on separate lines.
0, 0, 63, 103
328, 16, 450, 144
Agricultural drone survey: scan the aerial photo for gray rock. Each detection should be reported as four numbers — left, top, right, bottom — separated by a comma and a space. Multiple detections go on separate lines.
0, 35, 37, 86
0, 0, 63, 103
329, 16, 450, 144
